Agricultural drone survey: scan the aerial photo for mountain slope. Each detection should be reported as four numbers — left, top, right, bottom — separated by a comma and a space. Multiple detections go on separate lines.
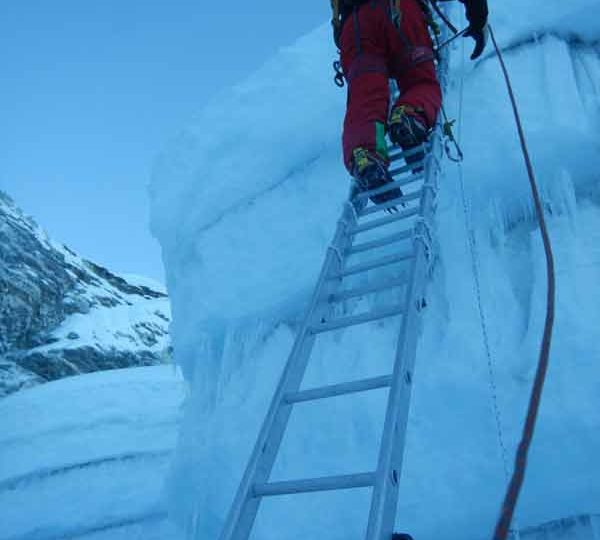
0, 191, 171, 397
0, 366, 184, 540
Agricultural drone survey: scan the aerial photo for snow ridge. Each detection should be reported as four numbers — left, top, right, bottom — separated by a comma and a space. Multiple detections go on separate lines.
0, 191, 171, 396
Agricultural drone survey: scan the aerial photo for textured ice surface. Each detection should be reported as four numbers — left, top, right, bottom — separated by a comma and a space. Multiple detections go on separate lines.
150, 3, 600, 540
0, 367, 185, 540
521, 514, 600, 539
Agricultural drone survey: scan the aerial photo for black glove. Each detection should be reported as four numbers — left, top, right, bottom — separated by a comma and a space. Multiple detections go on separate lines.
460, 0, 489, 60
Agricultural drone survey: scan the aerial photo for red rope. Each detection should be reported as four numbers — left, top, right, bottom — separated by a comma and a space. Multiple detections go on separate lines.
488, 26, 556, 540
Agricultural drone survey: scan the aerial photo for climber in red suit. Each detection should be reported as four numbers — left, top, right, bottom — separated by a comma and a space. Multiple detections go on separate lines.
333, 0, 488, 204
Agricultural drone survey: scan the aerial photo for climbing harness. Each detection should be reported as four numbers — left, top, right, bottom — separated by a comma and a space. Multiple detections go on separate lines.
330, 0, 446, 87
333, 59, 345, 88
330, 0, 463, 163
487, 24, 556, 540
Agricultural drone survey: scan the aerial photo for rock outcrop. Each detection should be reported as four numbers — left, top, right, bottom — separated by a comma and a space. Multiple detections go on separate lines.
0, 191, 171, 397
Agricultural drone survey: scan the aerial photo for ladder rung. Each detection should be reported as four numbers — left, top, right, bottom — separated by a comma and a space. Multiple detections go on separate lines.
348, 230, 413, 255
389, 160, 424, 177
310, 304, 404, 334
350, 207, 419, 235
354, 174, 424, 202
330, 251, 412, 280
253, 472, 376, 498
359, 190, 422, 217
284, 375, 393, 404
329, 277, 407, 302
388, 143, 429, 163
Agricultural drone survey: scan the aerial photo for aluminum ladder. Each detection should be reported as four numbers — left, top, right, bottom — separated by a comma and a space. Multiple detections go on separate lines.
219, 41, 449, 540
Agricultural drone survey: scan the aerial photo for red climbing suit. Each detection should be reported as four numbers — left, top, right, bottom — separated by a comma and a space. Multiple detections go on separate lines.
340, 0, 442, 170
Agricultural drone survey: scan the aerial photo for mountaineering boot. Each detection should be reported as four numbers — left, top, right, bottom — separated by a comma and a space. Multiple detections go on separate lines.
351, 147, 403, 209
389, 105, 429, 172
389, 105, 429, 148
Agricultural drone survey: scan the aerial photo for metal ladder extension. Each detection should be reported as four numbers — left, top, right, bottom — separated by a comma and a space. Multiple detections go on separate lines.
219, 38, 449, 540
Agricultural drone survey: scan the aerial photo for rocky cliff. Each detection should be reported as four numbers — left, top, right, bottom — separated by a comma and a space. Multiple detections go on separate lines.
0, 191, 171, 397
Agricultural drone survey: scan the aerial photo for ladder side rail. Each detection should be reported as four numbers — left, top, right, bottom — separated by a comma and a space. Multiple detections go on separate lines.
219, 201, 357, 540
366, 43, 449, 538
365, 126, 442, 540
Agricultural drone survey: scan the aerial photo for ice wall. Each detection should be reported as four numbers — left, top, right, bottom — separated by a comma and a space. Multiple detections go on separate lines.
521, 514, 600, 540
150, 3, 600, 539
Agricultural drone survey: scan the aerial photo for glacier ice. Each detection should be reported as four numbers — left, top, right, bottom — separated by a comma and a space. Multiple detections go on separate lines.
0, 367, 185, 539
150, 3, 600, 540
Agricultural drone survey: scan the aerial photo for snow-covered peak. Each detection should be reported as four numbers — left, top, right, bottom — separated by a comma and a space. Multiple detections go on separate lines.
0, 191, 171, 397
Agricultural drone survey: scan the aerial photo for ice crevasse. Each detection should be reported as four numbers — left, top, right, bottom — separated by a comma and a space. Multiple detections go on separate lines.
149, 2, 600, 539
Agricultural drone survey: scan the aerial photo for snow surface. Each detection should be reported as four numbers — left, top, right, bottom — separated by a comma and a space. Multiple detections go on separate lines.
120, 273, 168, 295
47, 248, 172, 356
36, 292, 170, 355
150, 2, 600, 539
521, 514, 600, 540
0, 190, 171, 363
0, 366, 185, 540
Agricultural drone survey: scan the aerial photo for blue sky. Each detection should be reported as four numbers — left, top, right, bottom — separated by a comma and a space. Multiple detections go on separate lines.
0, 1, 330, 282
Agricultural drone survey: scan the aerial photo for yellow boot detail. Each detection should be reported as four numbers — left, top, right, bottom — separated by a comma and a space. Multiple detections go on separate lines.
352, 147, 371, 173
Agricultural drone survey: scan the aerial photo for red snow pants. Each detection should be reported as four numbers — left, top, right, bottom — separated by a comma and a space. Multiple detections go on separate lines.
340, 0, 442, 170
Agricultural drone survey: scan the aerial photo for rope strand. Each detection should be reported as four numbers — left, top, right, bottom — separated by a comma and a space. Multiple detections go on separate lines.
488, 25, 556, 540
454, 18, 519, 537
